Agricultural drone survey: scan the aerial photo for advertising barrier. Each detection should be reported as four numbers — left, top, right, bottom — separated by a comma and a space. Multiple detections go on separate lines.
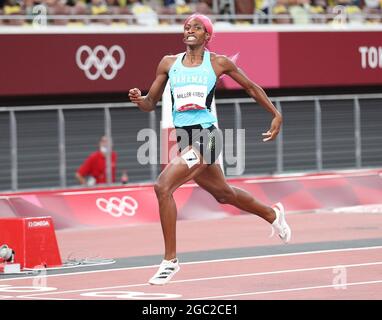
0, 29, 381, 96
1, 169, 381, 229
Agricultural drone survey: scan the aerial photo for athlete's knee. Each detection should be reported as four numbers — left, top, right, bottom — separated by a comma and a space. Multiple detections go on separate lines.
213, 186, 236, 204
154, 181, 172, 199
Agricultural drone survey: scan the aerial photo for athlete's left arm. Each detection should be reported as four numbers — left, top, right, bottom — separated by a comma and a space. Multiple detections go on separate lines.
219, 56, 282, 142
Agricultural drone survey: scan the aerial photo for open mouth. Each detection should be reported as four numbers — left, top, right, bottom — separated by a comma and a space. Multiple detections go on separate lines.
186, 36, 197, 41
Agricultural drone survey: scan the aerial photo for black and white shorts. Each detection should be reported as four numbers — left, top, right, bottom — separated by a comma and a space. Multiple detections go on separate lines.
175, 124, 223, 165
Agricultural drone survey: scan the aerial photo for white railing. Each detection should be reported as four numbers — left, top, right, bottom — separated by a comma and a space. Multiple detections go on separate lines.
1, 92, 382, 192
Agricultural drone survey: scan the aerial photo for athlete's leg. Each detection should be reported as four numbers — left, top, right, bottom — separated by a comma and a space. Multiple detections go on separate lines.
154, 148, 208, 260
193, 163, 276, 223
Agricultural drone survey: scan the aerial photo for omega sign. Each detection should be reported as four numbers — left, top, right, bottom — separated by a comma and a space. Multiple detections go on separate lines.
359, 46, 382, 69
76, 45, 126, 80
28, 220, 50, 228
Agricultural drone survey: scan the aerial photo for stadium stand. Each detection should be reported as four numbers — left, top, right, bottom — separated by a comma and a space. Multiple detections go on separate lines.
0, 0, 380, 25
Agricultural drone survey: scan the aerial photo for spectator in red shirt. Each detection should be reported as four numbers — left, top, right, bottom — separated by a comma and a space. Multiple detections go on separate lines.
76, 136, 118, 186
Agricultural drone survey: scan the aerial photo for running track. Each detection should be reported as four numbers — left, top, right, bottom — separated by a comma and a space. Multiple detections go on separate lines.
0, 210, 381, 300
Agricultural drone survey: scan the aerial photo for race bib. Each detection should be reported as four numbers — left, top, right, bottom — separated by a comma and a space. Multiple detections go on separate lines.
173, 85, 207, 112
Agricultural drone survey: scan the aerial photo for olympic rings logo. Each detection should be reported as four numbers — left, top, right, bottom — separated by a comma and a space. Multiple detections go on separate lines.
76, 45, 125, 80
96, 196, 138, 218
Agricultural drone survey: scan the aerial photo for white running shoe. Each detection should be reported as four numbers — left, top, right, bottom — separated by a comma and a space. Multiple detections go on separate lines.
148, 258, 180, 285
271, 202, 291, 243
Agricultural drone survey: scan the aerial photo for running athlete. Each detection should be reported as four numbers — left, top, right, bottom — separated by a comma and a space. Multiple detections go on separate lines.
129, 14, 291, 285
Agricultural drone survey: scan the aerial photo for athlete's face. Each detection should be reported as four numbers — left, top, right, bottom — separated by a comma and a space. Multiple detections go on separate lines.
183, 19, 210, 46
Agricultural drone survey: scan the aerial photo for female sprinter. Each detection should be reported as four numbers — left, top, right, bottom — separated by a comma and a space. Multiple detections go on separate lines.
129, 14, 291, 285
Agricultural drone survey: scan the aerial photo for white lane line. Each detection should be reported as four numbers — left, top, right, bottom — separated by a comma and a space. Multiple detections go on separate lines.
17, 282, 150, 299
192, 279, 382, 300
16, 261, 382, 299
17, 296, 73, 300
1, 245, 382, 283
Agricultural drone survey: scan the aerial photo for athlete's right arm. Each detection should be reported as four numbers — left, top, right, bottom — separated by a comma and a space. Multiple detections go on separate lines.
128, 56, 173, 112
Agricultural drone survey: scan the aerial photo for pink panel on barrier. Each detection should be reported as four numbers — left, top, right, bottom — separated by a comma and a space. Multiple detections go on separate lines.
208, 32, 280, 88
0, 170, 381, 229
54, 186, 195, 227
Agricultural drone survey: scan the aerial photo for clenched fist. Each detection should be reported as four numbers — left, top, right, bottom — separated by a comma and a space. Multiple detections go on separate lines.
129, 88, 144, 104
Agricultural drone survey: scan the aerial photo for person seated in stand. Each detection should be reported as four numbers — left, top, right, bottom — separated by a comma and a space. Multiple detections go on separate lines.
2, 0, 25, 25
76, 136, 118, 187
89, 0, 112, 24
129, 0, 159, 25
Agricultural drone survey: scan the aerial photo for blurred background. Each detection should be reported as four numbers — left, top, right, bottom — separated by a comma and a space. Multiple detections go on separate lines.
0, 0, 381, 197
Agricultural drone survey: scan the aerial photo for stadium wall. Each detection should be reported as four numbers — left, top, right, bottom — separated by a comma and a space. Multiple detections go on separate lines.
0, 26, 381, 97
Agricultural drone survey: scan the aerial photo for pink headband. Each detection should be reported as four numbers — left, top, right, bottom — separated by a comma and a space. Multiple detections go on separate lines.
184, 14, 214, 41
